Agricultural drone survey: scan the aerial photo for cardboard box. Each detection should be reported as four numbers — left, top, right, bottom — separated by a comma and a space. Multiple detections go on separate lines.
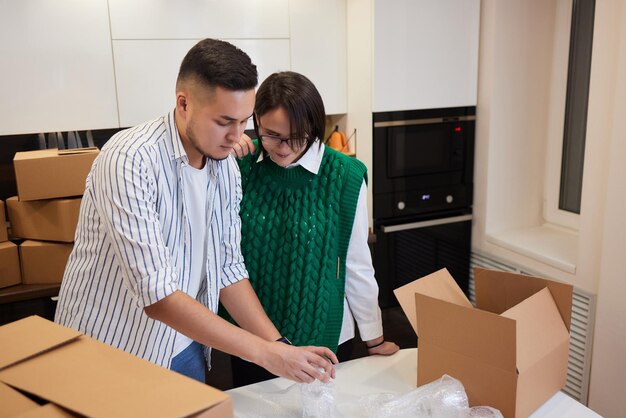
395, 268, 573, 418
0, 200, 7, 242
0, 381, 41, 417
19, 241, 73, 285
13, 148, 98, 201
6, 197, 81, 243
0, 382, 73, 418
0, 241, 21, 289
0, 316, 233, 418
4, 403, 74, 418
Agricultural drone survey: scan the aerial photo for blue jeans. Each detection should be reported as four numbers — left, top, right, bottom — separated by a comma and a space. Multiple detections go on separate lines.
170, 341, 206, 383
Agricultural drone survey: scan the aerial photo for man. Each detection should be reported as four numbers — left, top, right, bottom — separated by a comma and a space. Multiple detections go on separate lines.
55, 38, 337, 384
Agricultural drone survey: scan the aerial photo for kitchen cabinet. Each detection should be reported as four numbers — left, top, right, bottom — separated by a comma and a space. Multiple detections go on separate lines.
107, 0, 289, 40
289, 0, 347, 115
0, 0, 119, 135
373, 0, 480, 112
114, 39, 290, 127
112, 0, 348, 119
1, 0, 348, 134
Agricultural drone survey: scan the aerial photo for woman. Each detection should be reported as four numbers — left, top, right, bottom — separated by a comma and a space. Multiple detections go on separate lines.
231, 71, 398, 386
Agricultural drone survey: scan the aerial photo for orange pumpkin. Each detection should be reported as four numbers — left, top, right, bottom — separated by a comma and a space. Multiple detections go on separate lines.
328, 131, 344, 151
339, 130, 348, 152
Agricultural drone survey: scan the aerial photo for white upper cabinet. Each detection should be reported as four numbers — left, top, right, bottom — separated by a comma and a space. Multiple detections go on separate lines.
373, 0, 480, 112
107, 0, 289, 39
109, 0, 295, 126
0, 0, 118, 135
289, 0, 347, 115
0, 0, 348, 135
114, 39, 290, 127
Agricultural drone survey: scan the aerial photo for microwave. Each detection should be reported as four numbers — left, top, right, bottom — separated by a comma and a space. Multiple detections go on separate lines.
373, 106, 475, 220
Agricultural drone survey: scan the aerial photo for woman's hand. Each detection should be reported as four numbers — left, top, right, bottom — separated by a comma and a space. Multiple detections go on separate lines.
231, 133, 256, 159
365, 336, 400, 356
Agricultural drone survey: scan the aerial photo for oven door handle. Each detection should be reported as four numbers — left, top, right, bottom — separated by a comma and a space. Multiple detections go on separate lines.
380, 214, 473, 233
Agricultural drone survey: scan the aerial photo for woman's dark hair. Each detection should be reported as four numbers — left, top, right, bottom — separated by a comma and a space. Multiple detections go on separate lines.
254, 71, 325, 151
176, 38, 257, 91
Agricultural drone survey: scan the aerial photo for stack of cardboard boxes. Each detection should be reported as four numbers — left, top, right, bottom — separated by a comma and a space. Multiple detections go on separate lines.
0, 200, 21, 289
3, 148, 99, 287
0, 149, 234, 416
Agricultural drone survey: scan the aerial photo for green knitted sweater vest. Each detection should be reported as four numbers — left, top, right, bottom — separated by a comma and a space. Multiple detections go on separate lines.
238, 145, 367, 352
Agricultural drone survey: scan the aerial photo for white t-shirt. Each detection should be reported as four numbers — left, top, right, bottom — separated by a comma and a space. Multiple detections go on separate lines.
173, 161, 209, 355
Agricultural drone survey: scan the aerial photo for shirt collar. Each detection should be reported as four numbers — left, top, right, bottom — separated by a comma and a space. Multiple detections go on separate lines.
256, 139, 325, 175
165, 109, 187, 162
165, 109, 221, 177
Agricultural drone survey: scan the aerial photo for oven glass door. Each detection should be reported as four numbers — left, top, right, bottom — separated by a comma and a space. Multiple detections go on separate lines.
387, 121, 465, 179
374, 213, 472, 308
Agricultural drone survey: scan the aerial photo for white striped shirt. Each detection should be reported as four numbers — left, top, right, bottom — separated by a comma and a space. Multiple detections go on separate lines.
55, 111, 248, 368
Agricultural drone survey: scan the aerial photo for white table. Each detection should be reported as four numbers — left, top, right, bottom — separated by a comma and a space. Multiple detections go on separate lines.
227, 348, 602, 417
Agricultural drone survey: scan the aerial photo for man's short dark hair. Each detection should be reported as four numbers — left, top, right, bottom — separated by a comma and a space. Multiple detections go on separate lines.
177, 38, 258, 91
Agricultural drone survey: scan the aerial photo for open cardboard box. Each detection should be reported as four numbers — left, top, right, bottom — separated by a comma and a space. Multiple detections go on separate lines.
394, 267, 573, 418
0, 316, 232, 417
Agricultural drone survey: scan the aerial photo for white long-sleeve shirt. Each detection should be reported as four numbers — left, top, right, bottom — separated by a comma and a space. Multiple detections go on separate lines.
259, 141, 383, 344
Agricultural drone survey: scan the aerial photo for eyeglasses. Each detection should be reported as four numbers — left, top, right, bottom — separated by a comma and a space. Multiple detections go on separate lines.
259, 133, 307, 151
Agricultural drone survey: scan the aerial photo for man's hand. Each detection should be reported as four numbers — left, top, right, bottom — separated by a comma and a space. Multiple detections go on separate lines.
231, 133, 256, 158
365, 336, 399, 356
258, 342, 338, 384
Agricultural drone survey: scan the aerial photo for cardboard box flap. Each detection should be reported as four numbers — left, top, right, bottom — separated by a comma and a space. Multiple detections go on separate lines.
501, 287, 571, 374
474, 268, 574, 331
57, 147, 99, 156
0, 336, 230, 418
12, 404, 75, 418
13, 149, 57, 161
0, 381, 40, 418
13, 148, 98, 161
394, 268, 472, 334
0, 316, 80, 370
415, 293, 518, 372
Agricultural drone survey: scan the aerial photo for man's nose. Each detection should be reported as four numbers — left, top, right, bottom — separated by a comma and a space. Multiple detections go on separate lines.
227, 123, 245, 142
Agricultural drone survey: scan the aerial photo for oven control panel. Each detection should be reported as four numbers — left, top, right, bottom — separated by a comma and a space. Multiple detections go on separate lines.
375, 184, 472, 220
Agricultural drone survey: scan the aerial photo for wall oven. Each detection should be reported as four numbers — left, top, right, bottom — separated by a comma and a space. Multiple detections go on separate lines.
372, 106, 475, 307
373, 106, 475, 220
373, 210, 472, 307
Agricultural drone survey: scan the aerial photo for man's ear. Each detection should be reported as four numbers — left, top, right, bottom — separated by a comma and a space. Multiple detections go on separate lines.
176, 93, 188, 113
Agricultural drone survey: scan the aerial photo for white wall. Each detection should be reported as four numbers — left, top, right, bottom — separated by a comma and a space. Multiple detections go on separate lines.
485, 0, 555, 233
346, 0, 374, 224
586, 2, 626, 416
473, 0, 626, 414
473, 0, 591, 287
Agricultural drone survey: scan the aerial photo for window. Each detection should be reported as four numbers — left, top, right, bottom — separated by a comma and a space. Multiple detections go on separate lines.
560, 0, 595, 214
545, 0, 595, 229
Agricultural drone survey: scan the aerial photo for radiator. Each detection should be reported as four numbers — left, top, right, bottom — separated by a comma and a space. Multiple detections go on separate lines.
469, 251, 596, 405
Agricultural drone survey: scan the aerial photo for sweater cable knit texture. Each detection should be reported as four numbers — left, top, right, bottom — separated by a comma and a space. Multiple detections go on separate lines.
238, 146, 366, 352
